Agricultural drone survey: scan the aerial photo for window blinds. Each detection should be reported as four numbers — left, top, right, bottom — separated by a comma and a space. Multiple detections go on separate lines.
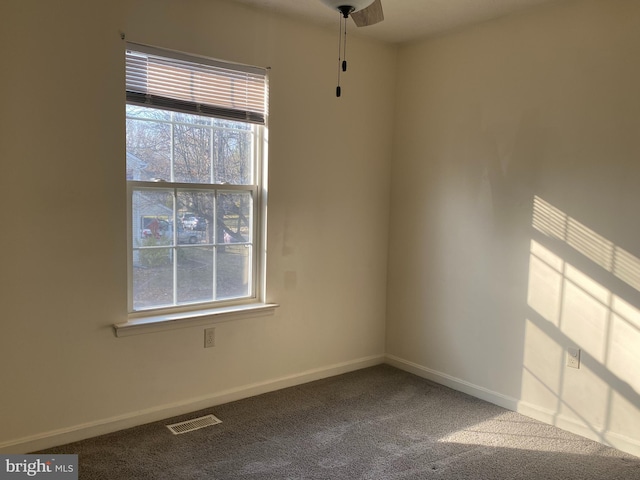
126, 44, 267, 124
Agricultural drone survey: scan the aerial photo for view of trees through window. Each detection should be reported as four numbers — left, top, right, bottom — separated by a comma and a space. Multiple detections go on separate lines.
127, 105, 258, 311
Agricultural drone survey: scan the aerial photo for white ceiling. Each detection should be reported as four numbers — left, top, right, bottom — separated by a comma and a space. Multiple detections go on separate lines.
228, 0, 560, 44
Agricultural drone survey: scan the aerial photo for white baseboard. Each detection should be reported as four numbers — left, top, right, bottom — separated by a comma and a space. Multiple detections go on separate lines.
1, 354, 385, 454
385, 354, 520, 411
516, 400, 640, 458
385, 354, 640, 459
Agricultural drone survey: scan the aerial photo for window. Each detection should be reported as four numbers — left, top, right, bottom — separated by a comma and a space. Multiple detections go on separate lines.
125, 44, 268, 316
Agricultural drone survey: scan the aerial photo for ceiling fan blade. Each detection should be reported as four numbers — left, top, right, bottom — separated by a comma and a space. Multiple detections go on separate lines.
351, 0, 384, 27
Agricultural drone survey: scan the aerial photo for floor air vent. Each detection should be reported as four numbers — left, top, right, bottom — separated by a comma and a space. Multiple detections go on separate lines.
166, 414, 222, 435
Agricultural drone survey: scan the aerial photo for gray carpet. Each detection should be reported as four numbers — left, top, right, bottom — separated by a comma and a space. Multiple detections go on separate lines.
39, 365, 640, 479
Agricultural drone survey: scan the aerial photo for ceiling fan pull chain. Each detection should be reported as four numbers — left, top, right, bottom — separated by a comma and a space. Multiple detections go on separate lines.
342, 18, 348, 72
323, 1, 384, 97
336, 13, 343, 97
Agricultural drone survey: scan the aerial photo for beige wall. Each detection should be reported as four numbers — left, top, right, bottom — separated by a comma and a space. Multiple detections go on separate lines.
387, 0, 640, 456
3, 0, 639, 460
0, 0, 395, 451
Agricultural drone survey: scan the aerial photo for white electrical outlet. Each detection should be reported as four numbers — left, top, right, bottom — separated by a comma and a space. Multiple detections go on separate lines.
567, 347, 580, 369
204, 327, 215, 348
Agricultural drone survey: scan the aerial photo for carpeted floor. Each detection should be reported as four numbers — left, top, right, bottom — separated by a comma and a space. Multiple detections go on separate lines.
39, 365, 640, 479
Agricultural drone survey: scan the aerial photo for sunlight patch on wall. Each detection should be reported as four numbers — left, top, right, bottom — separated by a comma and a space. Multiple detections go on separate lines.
523, 197, 640, 441
521, 320, 563, 408
561, 263, 610, 363
608, 295, 640, 388
528, 197, 640, 382
527, 240, 564, 326
532, 196, 640, 292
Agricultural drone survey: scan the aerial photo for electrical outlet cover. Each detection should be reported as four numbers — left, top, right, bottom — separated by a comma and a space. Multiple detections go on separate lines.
567, 347, 580, 369
204, 327, 215, 348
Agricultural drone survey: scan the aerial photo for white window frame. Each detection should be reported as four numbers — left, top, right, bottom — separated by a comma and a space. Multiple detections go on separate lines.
116, 44, 276, 336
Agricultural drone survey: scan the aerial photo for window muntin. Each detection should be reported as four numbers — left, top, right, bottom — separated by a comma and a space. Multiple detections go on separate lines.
126, 47, 266, 315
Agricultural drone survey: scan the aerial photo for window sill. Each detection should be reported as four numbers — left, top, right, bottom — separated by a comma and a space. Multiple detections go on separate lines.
113, 302, 279, 337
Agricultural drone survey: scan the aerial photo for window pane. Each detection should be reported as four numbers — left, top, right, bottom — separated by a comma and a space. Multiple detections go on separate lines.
174, 123, 212, 183
217, 245, 251, 299
213, 122, 253, 184
132, 190, 174, 247
177, 191, 214, 244
217, 191, 252, 244
126, 109, 171, 182
127, 108, 255, 185
177, 246, 214, 304
132, 247, 173, 310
